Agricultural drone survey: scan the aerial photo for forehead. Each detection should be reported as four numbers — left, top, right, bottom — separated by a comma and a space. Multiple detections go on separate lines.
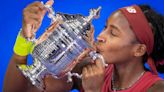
108, 11, 136, 35
107, 11, 130, 30
107, 11, 138, 42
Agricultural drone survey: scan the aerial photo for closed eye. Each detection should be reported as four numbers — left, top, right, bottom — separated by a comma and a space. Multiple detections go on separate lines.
110, 29, 116, 36
109, 25, 120, 36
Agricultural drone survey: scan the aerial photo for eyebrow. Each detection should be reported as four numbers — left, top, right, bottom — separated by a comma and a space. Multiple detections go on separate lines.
106, 18, 120, 30
105, 19, 121, 32
110, 24, 120, 31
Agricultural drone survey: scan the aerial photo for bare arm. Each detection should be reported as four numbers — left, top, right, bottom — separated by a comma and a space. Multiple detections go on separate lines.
3, 53, 29, 92
3, 2, 47, 91
2, 1, 46, 91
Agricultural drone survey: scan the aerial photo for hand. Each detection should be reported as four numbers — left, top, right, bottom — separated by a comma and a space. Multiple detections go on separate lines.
82, 58, 105, 92
21, 1, 53, 39
72, 48, 92, 74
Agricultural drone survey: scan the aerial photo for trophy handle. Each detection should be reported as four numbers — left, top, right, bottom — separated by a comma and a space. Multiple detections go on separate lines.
65, 51, 108, 83
17, 58, 47, 90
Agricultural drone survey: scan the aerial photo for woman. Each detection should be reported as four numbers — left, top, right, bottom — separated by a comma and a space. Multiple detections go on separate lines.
81, 5, 164, 92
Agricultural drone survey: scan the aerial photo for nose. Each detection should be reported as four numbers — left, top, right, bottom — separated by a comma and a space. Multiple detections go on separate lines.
97, 37, 106, 43
94, 36, 106, 50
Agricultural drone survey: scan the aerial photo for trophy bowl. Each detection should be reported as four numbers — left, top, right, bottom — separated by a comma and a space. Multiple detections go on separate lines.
17, 4, 103, 90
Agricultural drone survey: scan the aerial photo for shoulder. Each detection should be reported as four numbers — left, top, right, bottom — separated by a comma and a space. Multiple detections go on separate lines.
147, 80, 164, 92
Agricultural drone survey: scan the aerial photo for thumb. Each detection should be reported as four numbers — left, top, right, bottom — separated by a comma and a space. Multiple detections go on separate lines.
77, 48, 92, 61
41, 0, 54, 17
45, 0, 54, 7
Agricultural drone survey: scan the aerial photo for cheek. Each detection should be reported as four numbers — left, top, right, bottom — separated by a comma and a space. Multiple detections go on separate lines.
101, 39, 134, 64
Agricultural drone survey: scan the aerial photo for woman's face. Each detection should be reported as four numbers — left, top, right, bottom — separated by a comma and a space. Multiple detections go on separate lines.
96, 11, 139, 64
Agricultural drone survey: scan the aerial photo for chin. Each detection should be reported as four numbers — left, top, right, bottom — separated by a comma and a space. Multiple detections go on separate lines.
102, 55, 114, 64
96, 51, 111, 64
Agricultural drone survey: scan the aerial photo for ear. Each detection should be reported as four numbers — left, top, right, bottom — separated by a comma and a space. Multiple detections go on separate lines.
133, 44, 147, 57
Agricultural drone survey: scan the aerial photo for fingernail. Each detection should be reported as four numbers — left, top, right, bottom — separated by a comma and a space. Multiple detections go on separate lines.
45, 0, 54, 7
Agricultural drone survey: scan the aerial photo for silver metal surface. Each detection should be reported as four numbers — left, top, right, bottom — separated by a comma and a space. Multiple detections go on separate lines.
17, 4, 103, 90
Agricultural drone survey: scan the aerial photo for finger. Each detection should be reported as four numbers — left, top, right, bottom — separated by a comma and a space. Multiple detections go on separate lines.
23, 12, 43, 33
77, 48, 91, 61
90, 25, 95, 45
23, 19, 40, 35
24, 6, 44, 15
82, 67, 88, 79
91, 59, 95, 64
28, 1, 45, 9
35, 22, 60, 45
25, 6, 46, 20
46, 21, 60, 33
24, 13, 42, 22
95, 59, 105, 69
22, 24, 33, 38
86, 31, 90, 38
23, 7, 43, 22
86, 65, 93, 74
41, 0, 54, 15
90, 25, 95, 40
22, 21, 39, 38
26, 2, 46, 16
91, 64, 97, 73
45, 0, 54, 7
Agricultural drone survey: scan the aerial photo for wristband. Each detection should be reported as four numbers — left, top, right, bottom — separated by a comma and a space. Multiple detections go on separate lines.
13, 30, 34, 56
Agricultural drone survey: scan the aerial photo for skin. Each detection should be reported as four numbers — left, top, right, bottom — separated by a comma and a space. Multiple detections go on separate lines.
3, 1, 164, 91
81, 11, 164, 92
3, 53, 73, 92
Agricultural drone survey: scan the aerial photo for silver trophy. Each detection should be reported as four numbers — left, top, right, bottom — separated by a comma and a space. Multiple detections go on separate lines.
17, 1, 106, 90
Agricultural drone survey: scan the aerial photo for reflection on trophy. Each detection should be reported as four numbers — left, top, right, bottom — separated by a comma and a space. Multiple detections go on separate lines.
17, 1, 105, 90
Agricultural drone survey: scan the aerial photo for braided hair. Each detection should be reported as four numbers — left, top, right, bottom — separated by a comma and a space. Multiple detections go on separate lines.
139, 5, 164, 73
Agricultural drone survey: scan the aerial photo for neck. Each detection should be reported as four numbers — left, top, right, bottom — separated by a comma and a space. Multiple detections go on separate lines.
112, 58, 146, 90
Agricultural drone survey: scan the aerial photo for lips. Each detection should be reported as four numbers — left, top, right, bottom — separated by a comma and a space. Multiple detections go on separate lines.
95, 47, 102, 54
95, 43, 101, 53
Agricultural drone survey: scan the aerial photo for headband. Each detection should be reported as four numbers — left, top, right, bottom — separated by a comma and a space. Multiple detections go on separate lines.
120, 5, 158, 75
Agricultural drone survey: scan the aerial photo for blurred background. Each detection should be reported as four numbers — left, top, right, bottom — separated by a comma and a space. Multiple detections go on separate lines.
0, 0, 164, 92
